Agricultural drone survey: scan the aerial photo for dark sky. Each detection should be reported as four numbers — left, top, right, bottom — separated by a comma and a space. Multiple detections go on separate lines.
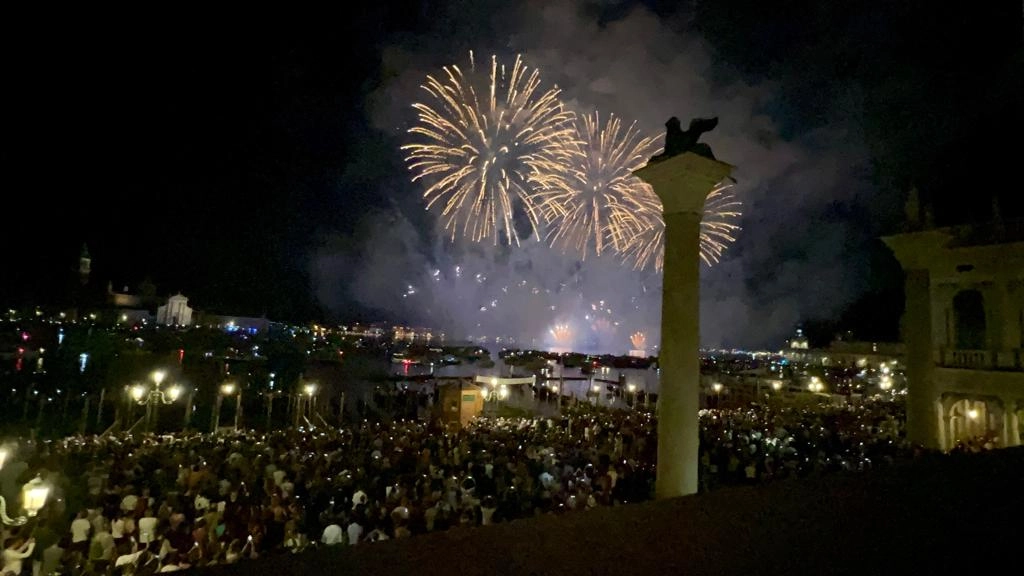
3, 1, 1022, 347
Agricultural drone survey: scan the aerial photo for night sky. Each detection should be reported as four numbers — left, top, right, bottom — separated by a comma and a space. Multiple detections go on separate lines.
3, 1, 1022, 349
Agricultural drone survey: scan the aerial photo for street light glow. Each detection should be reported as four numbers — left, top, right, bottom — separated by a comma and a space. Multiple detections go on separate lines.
21, 476, 49, 517
152, 370, 166, 386
131, 385, 146, 402
221, 383, 236, 395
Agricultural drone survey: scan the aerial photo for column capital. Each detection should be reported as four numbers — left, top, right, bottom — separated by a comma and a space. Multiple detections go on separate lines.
635, 152, 733, 216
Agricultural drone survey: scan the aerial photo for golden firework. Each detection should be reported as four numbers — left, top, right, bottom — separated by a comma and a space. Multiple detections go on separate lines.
616, 180, 742, 270
538, 111, 659, 258
402, 51, 579, 246
549, 324, 573, 344
630, 331, 647, 349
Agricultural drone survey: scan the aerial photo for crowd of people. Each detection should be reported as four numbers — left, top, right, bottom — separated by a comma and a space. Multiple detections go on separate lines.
0, 399, 917, 575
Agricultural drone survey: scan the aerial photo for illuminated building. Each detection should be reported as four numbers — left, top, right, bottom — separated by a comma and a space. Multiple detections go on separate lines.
787, 328, 809, 350
884, 220, 1023, 450
156, 294, 194, 326
784, 339, 904, 370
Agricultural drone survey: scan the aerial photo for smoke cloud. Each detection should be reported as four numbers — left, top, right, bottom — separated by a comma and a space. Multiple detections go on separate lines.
313, 1, 886, 352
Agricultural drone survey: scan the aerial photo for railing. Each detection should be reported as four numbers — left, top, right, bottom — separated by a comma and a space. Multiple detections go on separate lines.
938, 348, 1022, 371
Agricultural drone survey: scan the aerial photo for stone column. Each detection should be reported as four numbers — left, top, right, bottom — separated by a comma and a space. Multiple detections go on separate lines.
997, 280, 1020, 351
636, 152, 732, 498
1002, 398, 1019, 447
1012, 405, 1021, 446
903, 269, 941, 449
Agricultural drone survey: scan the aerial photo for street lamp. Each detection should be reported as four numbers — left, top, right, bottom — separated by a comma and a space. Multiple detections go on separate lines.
0, 450, 49, 526
213, 382, 241, 432
21, 476, 48, 517
130, 370, 180, 433
711, 382, 723, 409
295, 383, 317, 426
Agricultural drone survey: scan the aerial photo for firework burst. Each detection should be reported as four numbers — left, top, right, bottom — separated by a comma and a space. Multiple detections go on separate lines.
616, 180, 742, 271
549, 324, 573, 344
538, 111, 660, 258
402, 51, 579, 245
630, 331, 647, 349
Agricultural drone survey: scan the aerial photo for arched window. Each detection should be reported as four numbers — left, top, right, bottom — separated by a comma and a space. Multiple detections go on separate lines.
953, 290, 986, 349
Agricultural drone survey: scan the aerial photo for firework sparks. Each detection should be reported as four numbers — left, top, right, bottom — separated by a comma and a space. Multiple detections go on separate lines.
538, 111, 660, 258
616, 180, 742, 270
402, 51, 579, 245
549, 324, 573, 344
630, 331, 647, 349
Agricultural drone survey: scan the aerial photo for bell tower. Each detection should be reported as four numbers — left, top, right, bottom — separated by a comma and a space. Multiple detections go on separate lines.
79, 244, 91, 285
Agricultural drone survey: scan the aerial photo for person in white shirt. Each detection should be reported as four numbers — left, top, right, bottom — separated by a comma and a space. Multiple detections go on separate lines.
121, 492, 139, 515
351, 490, 368, 510
138, 512, 158, 544
320, 524, 344, 546
70, 510, 92, 552
111, 513, 126, 542
114, 545, 144, 570
480, 495, 497, 526
346, 520, 363, 546
2, 537, 35, 576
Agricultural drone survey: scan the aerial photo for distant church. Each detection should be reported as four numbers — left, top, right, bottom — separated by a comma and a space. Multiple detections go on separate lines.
65, 243, 192, 326
156, 294, 194, 326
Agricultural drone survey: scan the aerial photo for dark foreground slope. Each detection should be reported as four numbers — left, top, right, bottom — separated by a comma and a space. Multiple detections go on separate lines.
202, 448, 1024, 576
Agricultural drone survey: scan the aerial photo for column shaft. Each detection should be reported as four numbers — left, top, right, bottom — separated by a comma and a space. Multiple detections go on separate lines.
656, 211, 702, 498
905, 269, 940, 449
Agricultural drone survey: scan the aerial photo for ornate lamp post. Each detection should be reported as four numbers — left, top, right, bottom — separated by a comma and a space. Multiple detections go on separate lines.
0, 449, 49, 526
295, 383, 317, 426
213, 382, 242, 432
481, 381, 509, 416
131, 370, 181, 433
